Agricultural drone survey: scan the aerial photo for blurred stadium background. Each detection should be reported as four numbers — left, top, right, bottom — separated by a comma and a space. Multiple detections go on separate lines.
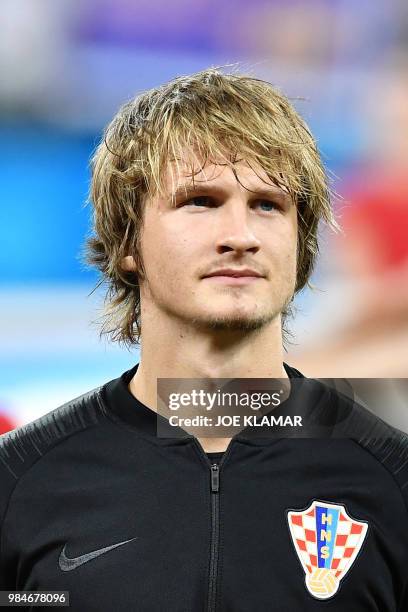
1, 0, 407, 432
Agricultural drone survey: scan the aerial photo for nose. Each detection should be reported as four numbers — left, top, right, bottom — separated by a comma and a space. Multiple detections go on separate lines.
215, 201, 261, 256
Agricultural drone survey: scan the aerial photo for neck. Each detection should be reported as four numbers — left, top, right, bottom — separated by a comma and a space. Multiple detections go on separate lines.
128, 305, 289, 453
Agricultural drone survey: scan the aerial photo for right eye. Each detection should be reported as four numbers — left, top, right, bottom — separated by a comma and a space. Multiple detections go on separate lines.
180, 196, 215, 208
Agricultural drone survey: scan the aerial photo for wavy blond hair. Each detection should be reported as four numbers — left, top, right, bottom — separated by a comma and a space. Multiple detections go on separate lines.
85, 67, 339, 348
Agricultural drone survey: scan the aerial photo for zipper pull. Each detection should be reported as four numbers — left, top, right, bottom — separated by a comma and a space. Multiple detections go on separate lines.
211, 464, 220, 493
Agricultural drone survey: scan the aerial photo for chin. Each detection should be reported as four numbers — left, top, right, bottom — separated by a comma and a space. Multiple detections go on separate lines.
191, 309, 278, 333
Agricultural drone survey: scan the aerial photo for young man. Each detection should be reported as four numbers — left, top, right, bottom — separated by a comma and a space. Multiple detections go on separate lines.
1, 69, 407, 611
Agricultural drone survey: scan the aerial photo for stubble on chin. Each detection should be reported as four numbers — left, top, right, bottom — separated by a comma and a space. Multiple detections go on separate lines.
187, 303, 283, 334
189, 287, 294, 334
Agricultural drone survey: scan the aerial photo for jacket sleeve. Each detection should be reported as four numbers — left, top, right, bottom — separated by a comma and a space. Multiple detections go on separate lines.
0, 437, 19, 589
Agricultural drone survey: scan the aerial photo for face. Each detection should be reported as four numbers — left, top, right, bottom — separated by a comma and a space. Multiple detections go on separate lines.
123, 153, 298, 334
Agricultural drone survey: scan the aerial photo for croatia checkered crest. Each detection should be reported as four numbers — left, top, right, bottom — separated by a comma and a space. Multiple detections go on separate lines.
287, 500, 368, 599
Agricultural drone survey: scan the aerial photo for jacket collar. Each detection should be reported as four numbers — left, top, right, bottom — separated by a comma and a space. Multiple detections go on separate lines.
101, 361, 309, 443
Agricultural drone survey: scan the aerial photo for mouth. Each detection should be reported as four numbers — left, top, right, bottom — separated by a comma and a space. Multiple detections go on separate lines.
203, 275, 263, 286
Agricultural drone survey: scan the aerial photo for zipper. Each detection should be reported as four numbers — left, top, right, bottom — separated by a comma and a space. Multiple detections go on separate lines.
208, 463, 220, 612
192, 438, 236, 612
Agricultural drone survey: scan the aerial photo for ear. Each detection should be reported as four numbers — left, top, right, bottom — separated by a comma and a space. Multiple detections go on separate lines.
120, 255, 138, 272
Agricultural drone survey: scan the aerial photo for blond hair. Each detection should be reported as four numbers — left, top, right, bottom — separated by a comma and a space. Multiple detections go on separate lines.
86, 67, 339, 348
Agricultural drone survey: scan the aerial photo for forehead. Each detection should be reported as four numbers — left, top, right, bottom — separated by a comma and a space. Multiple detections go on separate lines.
160, 149, 284, 198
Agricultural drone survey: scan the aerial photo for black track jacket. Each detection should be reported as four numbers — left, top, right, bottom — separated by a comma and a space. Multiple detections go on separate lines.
1, 363, 408, 611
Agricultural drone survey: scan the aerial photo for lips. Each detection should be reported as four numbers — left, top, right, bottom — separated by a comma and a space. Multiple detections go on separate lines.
203, 268, 263, 278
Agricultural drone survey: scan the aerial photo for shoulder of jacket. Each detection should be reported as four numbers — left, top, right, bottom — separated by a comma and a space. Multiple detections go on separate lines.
351, 401, 408, 493
322, 380, 408, 507
0, 385, 106, 486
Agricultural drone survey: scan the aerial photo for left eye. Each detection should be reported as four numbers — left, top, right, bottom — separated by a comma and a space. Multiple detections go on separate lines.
254, 200, 279, 212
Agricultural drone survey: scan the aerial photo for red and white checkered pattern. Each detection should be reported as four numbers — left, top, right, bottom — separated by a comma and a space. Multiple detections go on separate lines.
288, 501, 368, 580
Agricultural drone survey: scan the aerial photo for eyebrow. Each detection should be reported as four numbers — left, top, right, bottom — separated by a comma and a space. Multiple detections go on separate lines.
170, 183, 290, 204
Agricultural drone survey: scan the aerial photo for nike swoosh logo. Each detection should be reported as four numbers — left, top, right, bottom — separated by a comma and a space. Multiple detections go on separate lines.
59, 537, 137, 571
